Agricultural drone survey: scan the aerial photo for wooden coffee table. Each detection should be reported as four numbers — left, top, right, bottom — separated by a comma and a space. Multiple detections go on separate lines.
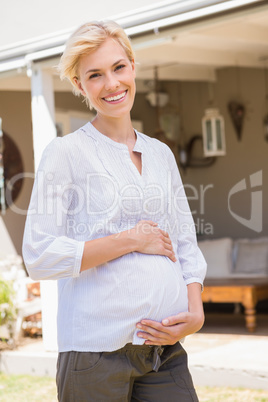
202, 278, 268, 332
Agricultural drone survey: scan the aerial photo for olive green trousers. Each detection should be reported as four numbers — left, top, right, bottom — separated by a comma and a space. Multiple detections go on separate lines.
56, 341, 198, 402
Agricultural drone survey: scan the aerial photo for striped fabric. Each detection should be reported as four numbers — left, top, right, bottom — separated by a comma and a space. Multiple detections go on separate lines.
22, 122, 207, 352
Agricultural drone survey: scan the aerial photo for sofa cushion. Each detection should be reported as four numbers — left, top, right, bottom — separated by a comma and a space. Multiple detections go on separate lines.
234, 242, 268, 275
198, 238, 233, 278
233, 237, 268, 265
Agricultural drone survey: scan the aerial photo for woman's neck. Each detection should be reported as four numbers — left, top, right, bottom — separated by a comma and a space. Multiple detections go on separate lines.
91, 114, 135, 145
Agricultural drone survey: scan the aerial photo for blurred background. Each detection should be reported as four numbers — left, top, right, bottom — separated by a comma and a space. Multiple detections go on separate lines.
0, 0, 267, 397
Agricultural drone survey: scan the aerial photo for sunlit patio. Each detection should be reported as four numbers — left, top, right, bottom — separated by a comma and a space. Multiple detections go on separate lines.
0, 1, 268, 396
1, 306, 268, 391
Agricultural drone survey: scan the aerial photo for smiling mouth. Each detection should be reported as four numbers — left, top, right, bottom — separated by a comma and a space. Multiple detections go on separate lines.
103, 90, 127, 102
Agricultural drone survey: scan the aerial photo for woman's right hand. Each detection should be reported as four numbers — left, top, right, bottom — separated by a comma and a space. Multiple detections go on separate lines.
128, 220, 177, 262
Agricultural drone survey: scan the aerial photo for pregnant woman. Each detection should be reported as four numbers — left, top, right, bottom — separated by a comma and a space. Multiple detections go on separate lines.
23, 20, 207, 402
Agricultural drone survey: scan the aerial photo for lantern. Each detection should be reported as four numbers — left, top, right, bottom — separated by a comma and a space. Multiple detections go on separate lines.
202, 108, 226, 157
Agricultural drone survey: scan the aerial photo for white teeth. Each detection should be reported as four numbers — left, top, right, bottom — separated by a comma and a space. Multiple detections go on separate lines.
104, 91, 126, 102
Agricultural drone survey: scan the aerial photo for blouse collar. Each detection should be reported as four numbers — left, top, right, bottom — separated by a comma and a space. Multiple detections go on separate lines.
83, 122, 143, 153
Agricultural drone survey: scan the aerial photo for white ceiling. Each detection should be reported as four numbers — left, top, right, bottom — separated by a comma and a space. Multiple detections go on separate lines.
0, 0, 158, 48
133, 4, 268, 81
0, 3, 268, 91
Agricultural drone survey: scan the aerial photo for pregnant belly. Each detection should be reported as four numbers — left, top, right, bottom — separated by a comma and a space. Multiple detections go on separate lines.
70, 253, 189, 349
128, 253, 187, 318
88, 252, 188, 323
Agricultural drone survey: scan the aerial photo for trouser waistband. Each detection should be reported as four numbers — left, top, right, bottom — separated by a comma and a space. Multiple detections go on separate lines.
123, 343, 165, 371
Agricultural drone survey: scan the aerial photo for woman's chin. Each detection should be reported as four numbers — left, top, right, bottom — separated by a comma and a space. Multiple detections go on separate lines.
97, 106, 133, 120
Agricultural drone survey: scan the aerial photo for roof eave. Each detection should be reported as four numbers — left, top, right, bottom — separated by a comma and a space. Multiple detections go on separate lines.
0, 0, 266, 74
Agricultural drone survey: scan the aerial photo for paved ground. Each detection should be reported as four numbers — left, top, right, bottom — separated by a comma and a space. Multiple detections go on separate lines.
184, 313, 268, 390
1, 312, 268, 390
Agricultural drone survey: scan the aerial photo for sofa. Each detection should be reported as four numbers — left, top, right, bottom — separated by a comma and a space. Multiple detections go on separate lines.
198, 237, 268, 332
198, 236, 268, 279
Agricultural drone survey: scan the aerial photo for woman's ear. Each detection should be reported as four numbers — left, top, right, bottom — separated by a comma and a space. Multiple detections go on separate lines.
73, 77, 86, 96
131, 59, 136, 78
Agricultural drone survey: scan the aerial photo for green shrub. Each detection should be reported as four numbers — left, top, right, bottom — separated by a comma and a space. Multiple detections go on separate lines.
0, 278, 17, 338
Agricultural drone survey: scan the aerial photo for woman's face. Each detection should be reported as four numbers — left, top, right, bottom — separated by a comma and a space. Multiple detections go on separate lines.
76, 38, 136, 119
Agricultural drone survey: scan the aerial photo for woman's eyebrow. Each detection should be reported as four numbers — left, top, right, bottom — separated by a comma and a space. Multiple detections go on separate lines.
85, 59, 125, 75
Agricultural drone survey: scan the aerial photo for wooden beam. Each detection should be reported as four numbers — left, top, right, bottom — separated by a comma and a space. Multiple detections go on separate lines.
136, 43, 265, 69
195, 22, 268, 46
136, 64, 216, 81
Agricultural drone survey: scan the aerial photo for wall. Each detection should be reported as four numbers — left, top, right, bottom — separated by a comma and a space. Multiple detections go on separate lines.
54, 92, 89, 114
0, 91, 34, 254
183, 68, 267, 239
131, 68, 268, 239
1, 66, 267, 256
56, 68, 268, 239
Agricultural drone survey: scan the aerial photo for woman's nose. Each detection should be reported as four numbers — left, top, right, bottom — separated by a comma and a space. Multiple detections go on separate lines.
104, 73, 120, 91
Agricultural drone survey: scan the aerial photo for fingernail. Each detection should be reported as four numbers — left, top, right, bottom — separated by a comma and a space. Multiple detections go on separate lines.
137, 324, 142, 329
162, 319, 169, 325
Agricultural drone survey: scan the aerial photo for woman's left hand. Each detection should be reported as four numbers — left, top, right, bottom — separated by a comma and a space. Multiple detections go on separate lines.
136, 310, 204, 346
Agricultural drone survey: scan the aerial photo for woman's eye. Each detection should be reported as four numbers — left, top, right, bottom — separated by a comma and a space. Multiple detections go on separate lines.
89, 73, 100, 79
115, 64, 125, 71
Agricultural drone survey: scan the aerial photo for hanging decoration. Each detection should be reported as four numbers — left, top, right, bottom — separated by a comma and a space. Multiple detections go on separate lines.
178, 82, 216, 170
264, 115, 268, 142
0, 118, 5, 214
263, 64, 268, 142
151, 66, 176, 150
202, 108, 226, 157
159, 113, 180, 142
0, 126, 24, 214
179, 134, 216, 170
177, 80, 187, 168
228, 101, 245, 141
202, 81, 226, 156
227, 67, 246, 141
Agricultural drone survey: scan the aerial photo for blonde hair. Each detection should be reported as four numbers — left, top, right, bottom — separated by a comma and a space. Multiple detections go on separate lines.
58, 20, 135, 106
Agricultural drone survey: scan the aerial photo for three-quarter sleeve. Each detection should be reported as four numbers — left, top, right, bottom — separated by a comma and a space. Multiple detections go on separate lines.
22, 137, 85, 281
165, 145, 207, 287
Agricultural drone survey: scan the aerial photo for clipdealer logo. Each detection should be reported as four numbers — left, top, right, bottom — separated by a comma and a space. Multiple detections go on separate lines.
228, 170, 263, 233
5, 170, 263, 235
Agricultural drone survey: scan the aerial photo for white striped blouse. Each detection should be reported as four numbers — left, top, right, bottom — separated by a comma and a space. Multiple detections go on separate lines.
22, 122, 207, 352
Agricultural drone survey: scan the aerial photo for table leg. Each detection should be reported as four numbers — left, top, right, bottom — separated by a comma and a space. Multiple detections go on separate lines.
243, 289, 257, 332
244, 306, 256, 332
